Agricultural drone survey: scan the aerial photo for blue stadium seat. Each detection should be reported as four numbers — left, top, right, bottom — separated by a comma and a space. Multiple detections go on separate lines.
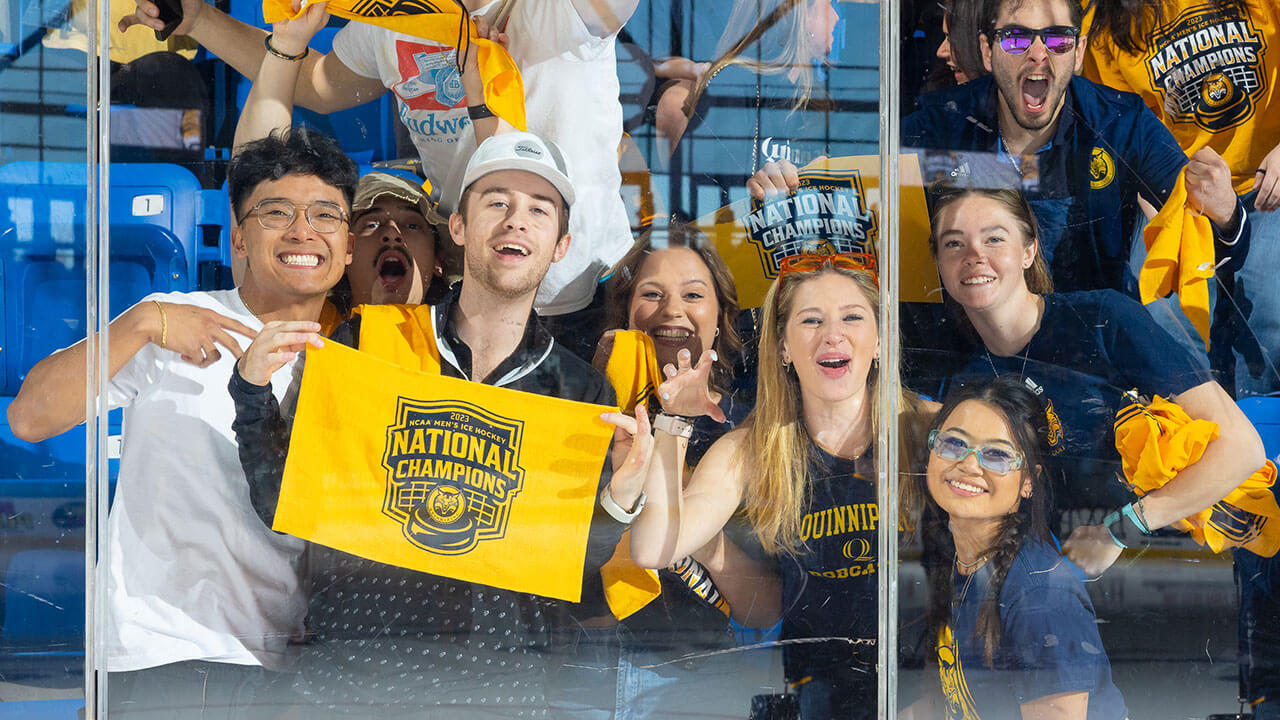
0, 549, 84, 647
1239, 397, 1280, 463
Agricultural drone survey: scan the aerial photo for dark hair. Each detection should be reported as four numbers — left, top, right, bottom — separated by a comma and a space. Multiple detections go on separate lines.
919, 377, 1053, 667
981, 0, 1084, 37
457, 184, 571, 240
928, 186, 1054, 294
1085, 0, 1247, 56
605, 223, 742, 395
227, 128, 359, 220
945, 0, 989, 82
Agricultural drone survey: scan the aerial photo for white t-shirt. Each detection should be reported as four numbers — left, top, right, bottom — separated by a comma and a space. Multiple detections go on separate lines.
332, 0, 632, 315
104, 289, 307, 673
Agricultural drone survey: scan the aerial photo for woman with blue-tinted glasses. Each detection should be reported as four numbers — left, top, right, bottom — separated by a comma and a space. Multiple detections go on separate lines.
904, 377, 1127, 720
923, 187, 1264, 577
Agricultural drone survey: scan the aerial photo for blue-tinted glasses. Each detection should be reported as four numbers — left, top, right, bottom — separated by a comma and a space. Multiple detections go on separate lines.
928, 429, 1025, 474
992, 25, 1080, 55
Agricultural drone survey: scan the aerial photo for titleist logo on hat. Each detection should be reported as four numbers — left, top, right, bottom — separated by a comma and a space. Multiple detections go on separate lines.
512, 142, 543, 158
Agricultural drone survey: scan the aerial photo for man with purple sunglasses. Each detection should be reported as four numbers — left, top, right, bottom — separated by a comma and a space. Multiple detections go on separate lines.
903, 0, 1248, 305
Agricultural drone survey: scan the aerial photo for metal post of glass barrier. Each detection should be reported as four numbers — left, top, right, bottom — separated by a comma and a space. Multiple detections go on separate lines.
876, 0, 902, 715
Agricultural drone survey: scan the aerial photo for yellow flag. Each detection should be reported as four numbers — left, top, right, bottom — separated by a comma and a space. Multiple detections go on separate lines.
698, 154, 937, 309
262, 0, 527, 131
276, 341, 614, 601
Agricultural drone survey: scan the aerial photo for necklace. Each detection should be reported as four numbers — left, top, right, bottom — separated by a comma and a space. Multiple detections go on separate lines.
984, 340, 1031, 382
954, 553, 990, 572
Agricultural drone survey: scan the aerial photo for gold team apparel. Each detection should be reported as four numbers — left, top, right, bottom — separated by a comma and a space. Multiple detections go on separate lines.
1114, 393, 1280, 556
262, 0, 527, 131
275, 312, 615, 602
1140, 167, 1217, 348
1084, 0, 1279, 194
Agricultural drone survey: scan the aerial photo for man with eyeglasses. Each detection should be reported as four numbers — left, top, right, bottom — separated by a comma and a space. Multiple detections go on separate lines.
7, 128, 358, 719
903, 0, 1249, 300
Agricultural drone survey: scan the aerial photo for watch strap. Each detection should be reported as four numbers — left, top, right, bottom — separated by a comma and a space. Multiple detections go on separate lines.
467, 104, 496, 120
653, 412, 693, 439
600, 486, 646, 524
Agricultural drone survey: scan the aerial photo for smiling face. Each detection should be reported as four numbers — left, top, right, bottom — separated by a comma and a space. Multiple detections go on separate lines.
779, 271, 879, 406
449, 169, 570, 301
348, 197, 439, 306
933, 194, 1038, 314
232, 173, 352, 305
926, 399, 1033, 523
627, 247, 721, 370
980, 0, 1085, 136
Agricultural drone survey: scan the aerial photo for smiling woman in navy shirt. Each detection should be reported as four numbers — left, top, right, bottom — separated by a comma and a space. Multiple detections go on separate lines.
907, 377, 1127, 720
922, 187, 1264, 577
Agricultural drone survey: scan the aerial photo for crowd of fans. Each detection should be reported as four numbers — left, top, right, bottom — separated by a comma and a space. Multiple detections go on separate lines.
7, 0, 1280, 717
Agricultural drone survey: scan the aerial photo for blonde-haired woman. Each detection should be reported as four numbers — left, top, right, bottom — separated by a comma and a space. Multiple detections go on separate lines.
605, 255, 929, 719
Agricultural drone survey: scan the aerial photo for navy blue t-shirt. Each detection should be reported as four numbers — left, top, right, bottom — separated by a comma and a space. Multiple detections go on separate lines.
938, 291, 1211, 516
781, 444, 879, 684
937, 537, 1127, 720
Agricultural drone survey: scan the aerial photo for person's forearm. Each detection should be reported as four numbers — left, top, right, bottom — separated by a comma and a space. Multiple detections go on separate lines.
1139, 386, 1265, 530
8, 303, 159, 442
229, 365, 290, 527
233, 53, 304, 151
629, 429, 689, 569
186, 6, 350, 113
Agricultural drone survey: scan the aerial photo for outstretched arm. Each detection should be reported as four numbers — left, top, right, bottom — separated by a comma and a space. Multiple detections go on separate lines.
232, 0, 330, 151
9, 300, 254, 442
119, 0, 384, 113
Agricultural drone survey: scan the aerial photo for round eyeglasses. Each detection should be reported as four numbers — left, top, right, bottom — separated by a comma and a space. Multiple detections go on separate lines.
238, 199, 349, 234
991, 25, 1080, 55
928, 429, 1025, 474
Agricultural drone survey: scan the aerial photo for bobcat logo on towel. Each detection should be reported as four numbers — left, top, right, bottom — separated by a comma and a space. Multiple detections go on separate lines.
382, 398, 526, 555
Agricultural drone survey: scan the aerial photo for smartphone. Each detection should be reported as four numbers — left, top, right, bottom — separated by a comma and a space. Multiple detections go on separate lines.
153, 0, 184, 42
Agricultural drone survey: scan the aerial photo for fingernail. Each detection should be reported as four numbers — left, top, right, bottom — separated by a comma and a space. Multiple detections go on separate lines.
662, 393, 670, 400
710, 351, 718, 361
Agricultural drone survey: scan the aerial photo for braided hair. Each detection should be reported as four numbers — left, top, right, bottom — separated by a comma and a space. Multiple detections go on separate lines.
919, 376, 1054, 667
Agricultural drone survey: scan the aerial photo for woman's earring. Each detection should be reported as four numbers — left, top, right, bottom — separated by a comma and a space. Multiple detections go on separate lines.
714, 327, 720, 338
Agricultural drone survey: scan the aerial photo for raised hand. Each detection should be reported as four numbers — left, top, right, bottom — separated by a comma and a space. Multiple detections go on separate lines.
152, 302, 257, 368
1186, 146, 1239, 228
600, 405, 655, 509
236, 320, 324, 386
269, 0, 329, 57
657, 348, 725, 423
118, 0, 205, 36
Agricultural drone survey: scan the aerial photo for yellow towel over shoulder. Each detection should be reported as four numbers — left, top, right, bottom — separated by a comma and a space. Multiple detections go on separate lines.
277, 339, 615, 602
262, 0, 526, 131
1114, 394, 1280, 556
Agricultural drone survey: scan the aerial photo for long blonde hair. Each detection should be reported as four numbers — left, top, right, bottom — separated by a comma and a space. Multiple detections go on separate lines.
685, 0, 826, 116
742, 263, 930, 555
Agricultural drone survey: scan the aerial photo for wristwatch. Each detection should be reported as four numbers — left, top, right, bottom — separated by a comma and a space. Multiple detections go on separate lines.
600, 486, 646, 524
653, 412, 693, 439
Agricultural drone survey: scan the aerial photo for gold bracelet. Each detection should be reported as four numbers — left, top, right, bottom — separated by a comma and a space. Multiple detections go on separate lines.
152, 300, 167, 349
264, 33, 309, 62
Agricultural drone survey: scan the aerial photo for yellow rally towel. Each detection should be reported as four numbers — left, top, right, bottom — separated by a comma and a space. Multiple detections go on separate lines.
605, 330, 662, 414
351, 303, 442, 374
277, 341, 614, 601
599, 330, 663, 618
1139, 167, 1216, 350
601, 529, 663, 620
1114, 395, 1280, 556
262, 0, 526, 131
